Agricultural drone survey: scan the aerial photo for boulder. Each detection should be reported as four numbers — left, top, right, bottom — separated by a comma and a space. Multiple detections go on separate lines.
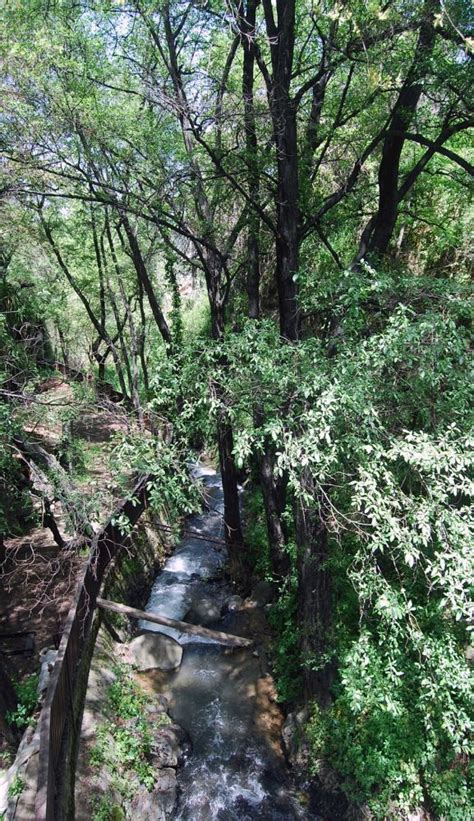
38, 647, 57, 695
249, 580, 276, 607
221, 594, 243, 615
126, 768, 177, 820
150, 723, 190, 769
185, 595, 221, 625
129, 632, 183, 672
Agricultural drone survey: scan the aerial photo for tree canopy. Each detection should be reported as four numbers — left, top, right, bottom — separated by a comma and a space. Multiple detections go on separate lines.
1, 0, 473, 816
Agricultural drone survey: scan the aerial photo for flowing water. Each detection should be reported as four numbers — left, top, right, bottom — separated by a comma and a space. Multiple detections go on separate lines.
141, 464, 314, 820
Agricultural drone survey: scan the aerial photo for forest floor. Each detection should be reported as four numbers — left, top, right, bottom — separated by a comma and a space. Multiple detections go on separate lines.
0, 375, 131, 729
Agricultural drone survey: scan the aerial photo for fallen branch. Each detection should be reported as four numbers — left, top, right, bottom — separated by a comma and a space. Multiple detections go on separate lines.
14, 436, 94, 539
96, 597, 253, 648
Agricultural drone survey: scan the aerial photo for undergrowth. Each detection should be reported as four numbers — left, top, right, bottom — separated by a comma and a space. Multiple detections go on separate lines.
6, 673, 39, 729
89, 662, 171, 817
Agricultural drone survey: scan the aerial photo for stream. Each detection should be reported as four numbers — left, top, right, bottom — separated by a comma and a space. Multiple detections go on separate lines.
140, 464, 313, 820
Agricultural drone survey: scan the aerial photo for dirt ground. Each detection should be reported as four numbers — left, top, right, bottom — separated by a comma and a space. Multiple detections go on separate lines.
0, 380, 131, 694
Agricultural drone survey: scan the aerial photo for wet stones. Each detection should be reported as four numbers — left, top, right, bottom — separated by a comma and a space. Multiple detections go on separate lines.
125, 768, 176, 821
221, 594, 244, 615
129, 631, 183, 672
249, 580, 276, 607
184, 595, 222, 626
149, 723, 191, 769
124, 721, 191, 820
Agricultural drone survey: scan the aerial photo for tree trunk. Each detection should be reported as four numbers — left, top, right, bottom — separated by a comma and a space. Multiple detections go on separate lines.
121, 215, 173, 352
259, 449, 289, 577
136, 279, 150, 395
43, 499, 65, 549
264, 0, 300, 340
211, 295, 246, 581
241, 0, 261, 319
296, 480, 334, 707
57, 327, 69, 370
358, 0, 438, 260
217, 414, 245, 581
0, 659, 20, 746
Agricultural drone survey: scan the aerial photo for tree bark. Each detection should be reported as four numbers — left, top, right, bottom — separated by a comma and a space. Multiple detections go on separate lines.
217, 413, 245, 581
57, 327, 69, 370
102, 220, 144, 426
296, 480, 334, 707
263, 0, 300, 340
120, 214, 173, 352
0, 659, 20, 746
258, 449, 289, 577
136, 278, 150, 395
359, 0, 438, 260
241, 0, 261, 319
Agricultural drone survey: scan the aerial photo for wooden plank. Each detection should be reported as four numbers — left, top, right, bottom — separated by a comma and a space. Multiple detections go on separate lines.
96, 597, 253, 648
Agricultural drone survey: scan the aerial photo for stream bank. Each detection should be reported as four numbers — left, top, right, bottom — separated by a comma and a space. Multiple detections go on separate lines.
138, 464, 313, 820
76, 464, 316, 819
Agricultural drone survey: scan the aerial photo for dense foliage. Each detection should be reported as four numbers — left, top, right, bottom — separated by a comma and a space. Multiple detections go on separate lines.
1, 0, 472, 816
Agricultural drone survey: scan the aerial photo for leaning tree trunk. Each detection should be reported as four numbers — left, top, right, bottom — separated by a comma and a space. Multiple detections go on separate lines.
355, 0, 438, 263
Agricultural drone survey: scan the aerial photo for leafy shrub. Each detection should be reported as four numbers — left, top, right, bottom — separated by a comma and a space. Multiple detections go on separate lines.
111, 435, 201, 520
7, 774, 25, 799
6, 673, 39, 729
267, 570, 303, 703
89, 663, 164, 800
92, 796, 125, 821
242, 487, 272, 578
212, 280, 473, 817
107, 664, 147, 719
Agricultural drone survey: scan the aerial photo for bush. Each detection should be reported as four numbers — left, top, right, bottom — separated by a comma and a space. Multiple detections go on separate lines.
6, 673, 39, 729
88, 663, 168, 801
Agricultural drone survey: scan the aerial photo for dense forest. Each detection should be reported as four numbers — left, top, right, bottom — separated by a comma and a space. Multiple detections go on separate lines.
0, 0, 473, 818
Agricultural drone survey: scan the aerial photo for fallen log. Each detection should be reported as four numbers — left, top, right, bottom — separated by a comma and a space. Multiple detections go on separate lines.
96, 597, 253, 648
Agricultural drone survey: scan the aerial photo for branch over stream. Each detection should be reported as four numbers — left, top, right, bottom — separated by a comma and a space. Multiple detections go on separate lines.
96, 597, 253, 648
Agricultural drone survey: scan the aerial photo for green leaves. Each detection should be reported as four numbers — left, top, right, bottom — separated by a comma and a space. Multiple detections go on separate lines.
6, 673, 40, 729
198, 270, 474, 816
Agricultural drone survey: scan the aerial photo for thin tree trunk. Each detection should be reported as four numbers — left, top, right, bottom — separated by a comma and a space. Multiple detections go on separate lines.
259, 449, 289, 576
136, 278, 150, 395
43, 499, 65, 549
241, 0, 261, 319
102, 219, 144, 426
263, 0, 300, 341
217, 413, 245, 581
0, 660, 20, 746
57, 327, 69, 370
357, 0, 438, 260
41, 215, 129, 400
120, 215, 173, 352
296, 479, 334, 707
